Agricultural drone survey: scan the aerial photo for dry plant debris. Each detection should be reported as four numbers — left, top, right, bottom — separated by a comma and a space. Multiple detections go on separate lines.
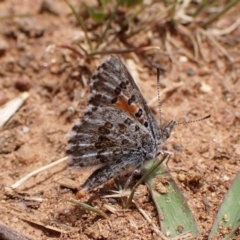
0, 0, 240, 239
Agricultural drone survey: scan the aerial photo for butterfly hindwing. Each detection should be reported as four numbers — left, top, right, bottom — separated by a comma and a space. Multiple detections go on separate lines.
66, 56, 163, 190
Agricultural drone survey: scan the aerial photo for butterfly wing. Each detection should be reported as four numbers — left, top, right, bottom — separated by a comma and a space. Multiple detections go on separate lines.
66, 56, 160, 168
90, 56, 161, 144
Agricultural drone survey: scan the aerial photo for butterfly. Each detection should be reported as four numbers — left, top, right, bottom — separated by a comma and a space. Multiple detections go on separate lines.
66, 56, 175, 190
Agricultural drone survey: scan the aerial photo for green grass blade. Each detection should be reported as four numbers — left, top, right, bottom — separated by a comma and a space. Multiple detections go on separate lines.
202, 0, 240, 28
69, 199, 108, 219
126, 154, 168, 208
209, 171, 240, 240
64, 0, 92, 51
144, 161, 200, 238
95, 0, 120, 50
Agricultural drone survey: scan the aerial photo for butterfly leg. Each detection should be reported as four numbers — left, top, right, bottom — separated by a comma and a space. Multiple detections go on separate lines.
123, 164, 142, 190
123, 154, 145, 190
157, 150, 172, 171
81, 152, 142, 190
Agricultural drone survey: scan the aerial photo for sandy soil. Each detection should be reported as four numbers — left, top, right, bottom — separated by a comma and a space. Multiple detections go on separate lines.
0, 1, 240, 239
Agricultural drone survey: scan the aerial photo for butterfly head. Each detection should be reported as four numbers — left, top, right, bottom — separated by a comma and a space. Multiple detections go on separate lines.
160, 120, 176, 144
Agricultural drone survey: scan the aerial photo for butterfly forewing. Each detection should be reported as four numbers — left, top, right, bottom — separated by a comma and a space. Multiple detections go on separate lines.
66, 56, 162, 189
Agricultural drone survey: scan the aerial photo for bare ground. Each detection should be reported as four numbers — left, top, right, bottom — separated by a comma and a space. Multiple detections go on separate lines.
0, 1, 240, 239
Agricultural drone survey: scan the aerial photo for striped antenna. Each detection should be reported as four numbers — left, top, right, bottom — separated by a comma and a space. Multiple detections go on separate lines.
155, 68, 210, 128
157, 68, 162, 130
175, 115, 211, 126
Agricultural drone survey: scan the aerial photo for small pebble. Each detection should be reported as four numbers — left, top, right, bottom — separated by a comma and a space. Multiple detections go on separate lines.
14, 77, 31, 91
187, 68, 195, 76
22, 126, 30, 133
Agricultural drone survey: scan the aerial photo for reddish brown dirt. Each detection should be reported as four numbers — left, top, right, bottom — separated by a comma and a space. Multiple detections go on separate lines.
0, 1, 240, 240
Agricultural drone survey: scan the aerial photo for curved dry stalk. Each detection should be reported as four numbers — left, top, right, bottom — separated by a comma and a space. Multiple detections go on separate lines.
168, 36, 199, 64
133, 200, 167, 240
196, 28, 208, 62
0, 92, 29, 128
202, 0, 240, 28
177, 24, 199, 60
69, 199, 108, 219
165, 31, 174, 63
126, 154, 168, 208
209, 18, 240, 36
200, 28, 235, 62
11, 157, 67, 189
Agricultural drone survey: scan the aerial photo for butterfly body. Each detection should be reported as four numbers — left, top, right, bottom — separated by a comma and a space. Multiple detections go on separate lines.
66, 56, 174, 190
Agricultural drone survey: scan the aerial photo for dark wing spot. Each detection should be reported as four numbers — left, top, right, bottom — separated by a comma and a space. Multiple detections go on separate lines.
89, 94, 103, 106
85, 111, 93, 116
92, 74, 98, 80
95, 136, 112, 148
92, 106, 98, 111
124, 118, 133, 126
135, 125, 140, 131
96, 150, 108, 163
144, 121, 149, 128
98, 62, 107, 71
104, 122, 113, 129
98, 136, 110, 142
114, 87, 121, 95
120, 81, 127, 89
72, 124, 80, 132
118, 123, 126, 133
98, 126, 110, 135
128, 94, 136, 105
135, 108, 143, 118
111, 97, 118, 104
122, 139, 129, 145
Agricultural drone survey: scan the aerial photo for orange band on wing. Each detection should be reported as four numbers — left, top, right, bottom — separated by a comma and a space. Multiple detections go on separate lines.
116, 96, 138, 118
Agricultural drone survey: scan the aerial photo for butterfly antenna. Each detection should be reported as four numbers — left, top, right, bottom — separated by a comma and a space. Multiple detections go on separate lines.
157, 68, 162, 129
175, 115, 211, 126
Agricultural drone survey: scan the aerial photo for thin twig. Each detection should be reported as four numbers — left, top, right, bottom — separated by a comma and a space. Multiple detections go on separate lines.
165, 31, 174, 63
0, 92, 29, 128
69, 200, 108, 219
11, 157, 67, 189
201, 29, 235, 62
58, 45, 84, 58
0, 14, 31, 20
177, 24, 199, 60
133, 200, 168, 240
195, 28, 208, 62
168, 37, 199, 64
202, 0, 240, 28
190, 0, 209, 18
209, 18, 240, 36
148, 82, 183, 107
126, 6, 169, 39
